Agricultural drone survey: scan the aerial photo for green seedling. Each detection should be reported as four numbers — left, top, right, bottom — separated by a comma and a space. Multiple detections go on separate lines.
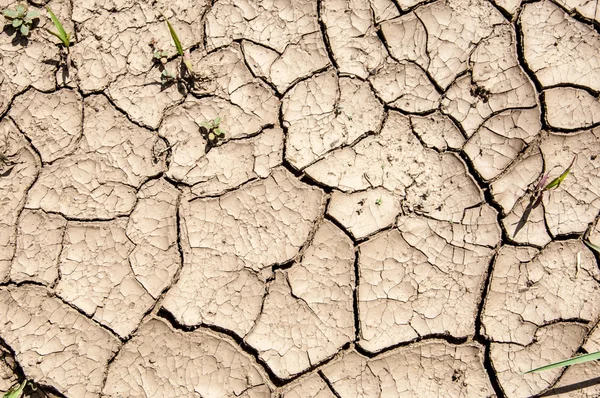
200, 117, 226, 143
161, 13, 193, 74
46, 6, 71, 53
513, 156, 576, 238
375, 197, 382, 206
3, 3, 39, 36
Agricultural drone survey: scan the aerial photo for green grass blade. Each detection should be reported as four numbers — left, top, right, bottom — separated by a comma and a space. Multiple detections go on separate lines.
46, 6, 69, 48
543, 156, 576, 191
584, 240, 600, 254
161, 14, 183, 56
525, 351, 600, 374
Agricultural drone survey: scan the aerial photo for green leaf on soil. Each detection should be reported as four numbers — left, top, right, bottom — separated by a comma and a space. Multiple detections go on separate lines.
46, 6, 71, 51
543, 156, 576, 191
525, 351, 600, 374
161, 13, 183, 56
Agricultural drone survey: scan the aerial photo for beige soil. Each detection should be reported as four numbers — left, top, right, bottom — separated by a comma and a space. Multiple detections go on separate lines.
1, 0, 600, 396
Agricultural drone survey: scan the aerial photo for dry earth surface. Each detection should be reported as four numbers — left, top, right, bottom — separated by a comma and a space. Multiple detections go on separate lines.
1, 0, 600, 396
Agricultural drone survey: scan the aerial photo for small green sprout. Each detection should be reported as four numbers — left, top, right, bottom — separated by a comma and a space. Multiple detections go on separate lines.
3, 3, 39, 36
161, 13, 193, 74
375, 197, 382, 206
513, 156, 576, 238
200, 117, 226, 143
46, 6, 71, 53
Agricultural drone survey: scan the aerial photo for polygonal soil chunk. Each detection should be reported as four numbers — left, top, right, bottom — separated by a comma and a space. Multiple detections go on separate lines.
283, 71, 384, 169
25, 154, 138, 220
410, 112, 465, 151
55, 219, 155, 338
246, 221, 354, 379
81, 95, 167, 187
328, 188, 401, 239
9, 88, 82, 163
358, 208, 499, 352
305, 112, 482, 223
463, 108, 541, 181
380, 13, 430, 69
103, 319, 271, 397
490, 323, 588, 398
441, 25, 536, 137
544, 87, 600, 130
0, 285, 120, 398
10, 210, 66, 285
321, 0, 387, 78
482, 241, 600, 346
107, 69, 185, 129
415, 0, 505, 89
521, 0, 600, 90
322, 343, 494, 397
370, 60, 441, 113
539, 130, 600, 236
0, 120, 39, 283
281, 373, 336, 398
162, 168, 325, 335
205, 0, 318, 52
242, 32, 330, 93
0, 35, 58, 115
126, 179, 180, 298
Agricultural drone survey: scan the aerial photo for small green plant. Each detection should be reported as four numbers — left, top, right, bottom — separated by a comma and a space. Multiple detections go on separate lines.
46, 6, 71, 53
513, 156, 576, 237
200, 117, 226, 143
375, 197, 382, 206
3, 3, 39, 37
161, 13, 193, 74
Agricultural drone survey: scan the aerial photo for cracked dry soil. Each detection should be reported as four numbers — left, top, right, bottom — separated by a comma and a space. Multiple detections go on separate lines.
1, 0, 600, 396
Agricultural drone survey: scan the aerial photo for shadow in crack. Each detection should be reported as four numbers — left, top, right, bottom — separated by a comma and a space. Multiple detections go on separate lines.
536, 376, 600, 397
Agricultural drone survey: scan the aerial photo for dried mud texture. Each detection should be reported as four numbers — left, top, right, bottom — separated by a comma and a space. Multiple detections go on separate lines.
162, 168, 325, 337
0, 285, 120, 398
358, 209, 499, 352
103, 319, 270, 397
2, 0, 600, 395
321, 343, 494, 397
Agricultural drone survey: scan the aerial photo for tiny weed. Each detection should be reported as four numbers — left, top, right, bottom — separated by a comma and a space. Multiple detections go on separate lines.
46, 6, 71, 53
200, 117, 226, 144
3, 3, 39, 36
513, 156, 576, 237
375, 197, 382, 206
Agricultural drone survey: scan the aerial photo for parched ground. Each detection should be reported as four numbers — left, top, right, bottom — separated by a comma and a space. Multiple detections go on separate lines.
1, 0, 600, 396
